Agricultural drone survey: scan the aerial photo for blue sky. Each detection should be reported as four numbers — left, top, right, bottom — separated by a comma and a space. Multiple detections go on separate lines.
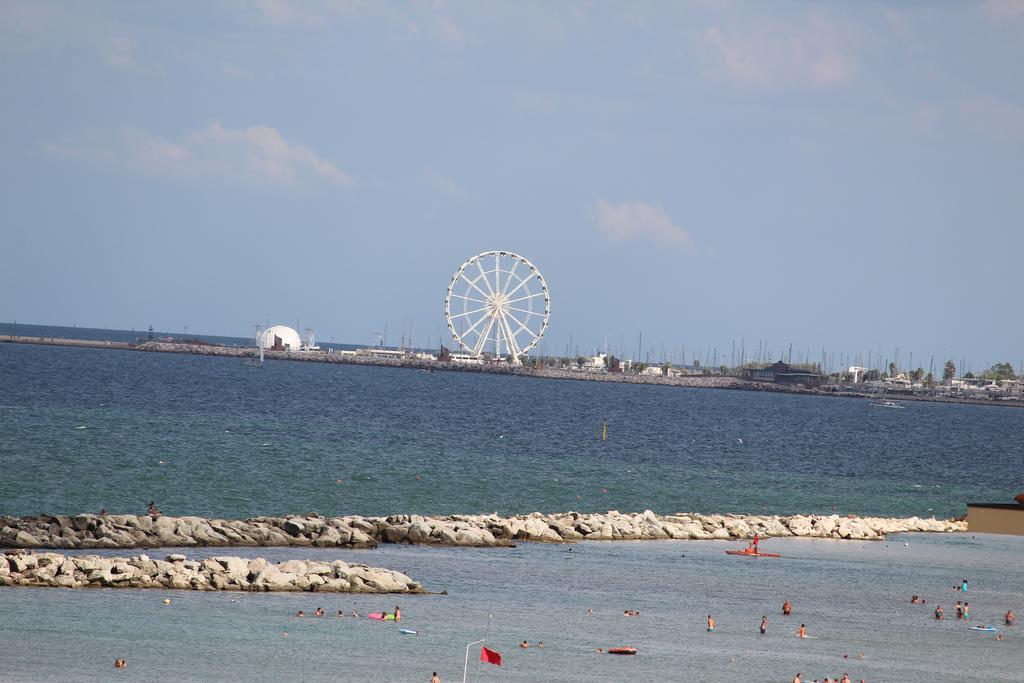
2, 1, 1022, 372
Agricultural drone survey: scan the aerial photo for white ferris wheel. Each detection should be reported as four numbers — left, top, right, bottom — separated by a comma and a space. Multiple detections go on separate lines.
445, 251, 551, 361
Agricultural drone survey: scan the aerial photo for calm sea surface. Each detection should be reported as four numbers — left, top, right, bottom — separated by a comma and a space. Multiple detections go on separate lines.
1, 331, 1023, 681
1, 336, 1022, 519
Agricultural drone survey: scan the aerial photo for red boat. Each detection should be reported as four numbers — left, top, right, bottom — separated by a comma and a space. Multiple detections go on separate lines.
607, 647, 637, 655
725, 548, 782, 558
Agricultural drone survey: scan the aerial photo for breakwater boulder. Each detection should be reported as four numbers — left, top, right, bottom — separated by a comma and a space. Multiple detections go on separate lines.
0, 550, 424, 593
0, 511, 966, 550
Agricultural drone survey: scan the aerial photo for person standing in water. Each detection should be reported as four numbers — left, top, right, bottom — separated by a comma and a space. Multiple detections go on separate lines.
760, 616, 768, 635
1005, 610, 1015, 626
961, 578, 968, 592
782, 599, 792, 616
963, 602, 969, 619
707, 615, 716, 631
955, 601, 963, 619
394, 606, 401, 622
934, 605, 944, 620
797, 624, 807, 638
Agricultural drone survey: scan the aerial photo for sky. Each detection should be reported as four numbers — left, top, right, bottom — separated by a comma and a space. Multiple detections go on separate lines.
2, 1, 1022, 373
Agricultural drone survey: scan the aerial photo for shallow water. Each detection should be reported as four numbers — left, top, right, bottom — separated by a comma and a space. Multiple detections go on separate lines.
1, 534, 1021, 682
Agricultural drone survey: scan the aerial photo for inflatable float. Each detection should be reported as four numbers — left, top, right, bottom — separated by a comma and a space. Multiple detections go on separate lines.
725, 549, 782, 558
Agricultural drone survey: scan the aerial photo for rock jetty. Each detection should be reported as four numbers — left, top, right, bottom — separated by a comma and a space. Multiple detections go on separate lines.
0, 550, 424, 593
0, 511, 966, 551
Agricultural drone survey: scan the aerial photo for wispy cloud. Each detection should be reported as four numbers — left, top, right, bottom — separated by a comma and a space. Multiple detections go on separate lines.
700, 16, 855, 88
422, 170, 465, 199
43, 122, 352, 188
100, 36, 147, 73
984, 0, 1024, 18
595, 199, 692, 248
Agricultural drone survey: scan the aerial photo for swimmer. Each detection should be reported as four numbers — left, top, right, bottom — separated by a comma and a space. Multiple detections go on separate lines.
296, 610, 306, 617
337, 610, 345, 618
997, 634, 1005, 641
114, 659, 127, 669
782, 599, 792, 616
760, 616, 768, 635
314, 607, 325, 617
538, 642, 544, 649
797, 624, 807, 639
707, 615, 715, 632
352, 609, 359, 618
520, 640, 529, 649
586, 608, 592, 616
1005, 610, 1014, 626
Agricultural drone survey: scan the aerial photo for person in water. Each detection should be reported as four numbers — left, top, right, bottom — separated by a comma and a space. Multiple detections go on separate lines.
760, 616, 768, 635
314, 607, 325, 617
1005, 610, 1015, 625
707, 615, 715, 631
963, 602, 969, 619
431, 673, 441, 683
519, 641, 529, 649
337, 610, 344, 618
352, 609, 359, 618
114, 659, 127, 669
961, 578, 968, 592
797, 624, 807, 638
792, 674, 801, 683
295, 610, 305, 617
394, 606, 401, 622
782, 599, 792, 616
934, 605, 944, 620
955, 601, 963, 619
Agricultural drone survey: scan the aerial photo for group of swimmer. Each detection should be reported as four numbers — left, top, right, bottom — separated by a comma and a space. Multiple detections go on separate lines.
791, 674, 857, 683
705, 598, 807, 637
923, 577, 1014, 637
518, 640, 543, 649
294, 605, 400, 621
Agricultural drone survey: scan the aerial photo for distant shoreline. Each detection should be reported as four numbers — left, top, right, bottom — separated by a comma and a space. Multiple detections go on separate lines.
3, 334, 1021, 410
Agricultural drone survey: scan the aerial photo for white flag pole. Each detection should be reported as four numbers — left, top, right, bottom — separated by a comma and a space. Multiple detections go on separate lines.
462, 639, 485, 683
474, 612, 493, 683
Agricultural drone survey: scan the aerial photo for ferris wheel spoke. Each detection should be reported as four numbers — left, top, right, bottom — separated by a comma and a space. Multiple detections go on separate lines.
506, 305, 538, 316
499, 314, 522, 357
505, 291, 545, 305
450, 306, 490, 319
450, 293, 488, 305
461, 309, 493, 342
473, 261, 496, 296
471, 315, 498, 355
502, 273, 535, 300
500, 255, 522, 295
503, 310, 536, 340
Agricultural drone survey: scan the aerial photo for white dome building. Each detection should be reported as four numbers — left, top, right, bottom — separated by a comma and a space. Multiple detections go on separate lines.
259, 325, 303, 351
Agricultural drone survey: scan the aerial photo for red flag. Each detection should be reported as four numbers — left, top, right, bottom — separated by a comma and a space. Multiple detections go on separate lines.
480, 646, 502, 666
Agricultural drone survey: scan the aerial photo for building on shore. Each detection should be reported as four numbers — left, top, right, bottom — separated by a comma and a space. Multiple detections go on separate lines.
744, 361, 828, 387
259, 325, 303, 351
966, 502, 1024, 535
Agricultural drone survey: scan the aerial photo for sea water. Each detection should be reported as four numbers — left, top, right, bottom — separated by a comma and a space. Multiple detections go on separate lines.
1, 341, 1022, 520
1, 339, 1023, 681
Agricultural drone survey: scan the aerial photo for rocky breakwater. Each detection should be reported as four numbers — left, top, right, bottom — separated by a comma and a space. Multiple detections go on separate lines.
2, 511, 965, 550
0, 550, 424, 593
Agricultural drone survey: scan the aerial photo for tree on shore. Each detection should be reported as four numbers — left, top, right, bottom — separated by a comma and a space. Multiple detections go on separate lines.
982, 362, 1017, 381
924, 372, 936, 387
943, 359, 956, 382
888, 362, 898, 378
